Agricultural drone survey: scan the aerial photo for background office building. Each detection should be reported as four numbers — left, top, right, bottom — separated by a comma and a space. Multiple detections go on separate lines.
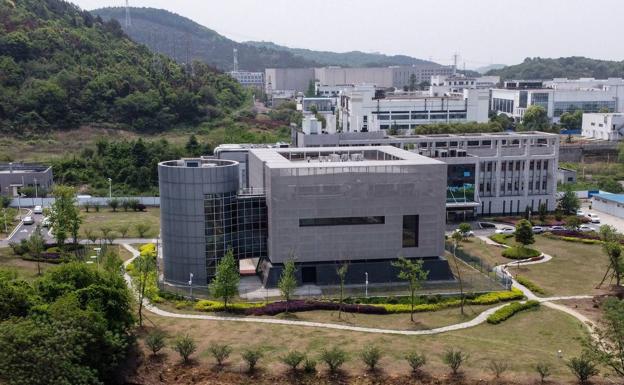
581, 112, 624, 141
228, 70, 264, 91
491, 78, 624, 123
289, 130, 559, 219
337, 85, 489, 133
159, 147, 454, 287
0, 162, 53, 197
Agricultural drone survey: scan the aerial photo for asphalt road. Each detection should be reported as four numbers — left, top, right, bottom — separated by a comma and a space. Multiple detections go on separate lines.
0, 211, 53, 247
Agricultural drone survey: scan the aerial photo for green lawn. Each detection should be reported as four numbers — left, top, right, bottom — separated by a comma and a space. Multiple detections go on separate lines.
456, 238, 510, 267
80, 207, 160, 239
506, 236, 608, 296
149, 306, 588, 380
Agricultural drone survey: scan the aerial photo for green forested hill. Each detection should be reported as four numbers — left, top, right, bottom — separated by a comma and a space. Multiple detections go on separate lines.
92, 7, 320, 71
0, 0, 248, 134
92, 7, 437, 70
244, 41, 437, 68
487, 57, 624, 79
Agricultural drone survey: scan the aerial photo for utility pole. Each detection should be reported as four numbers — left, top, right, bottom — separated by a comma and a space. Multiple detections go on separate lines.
233, 48, 239, 72
124, 0, 132, 28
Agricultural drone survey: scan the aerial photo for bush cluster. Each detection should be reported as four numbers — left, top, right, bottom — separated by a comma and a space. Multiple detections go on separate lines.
487, 300, 540, 324
515, 276, 546, 295
502, 246, 541, 260
490, 233, 514, 245
543, 231, 603, 244
194, 300, 261, 313
245, 300, 387, 316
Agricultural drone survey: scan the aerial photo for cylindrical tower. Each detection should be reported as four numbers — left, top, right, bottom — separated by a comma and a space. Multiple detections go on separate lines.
158, 158, 239, 286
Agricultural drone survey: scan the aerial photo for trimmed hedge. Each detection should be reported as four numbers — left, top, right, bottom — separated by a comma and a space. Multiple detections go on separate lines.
543, 232, 602, 244
469, 288, 524, 305
515, 276, 546, 295
245, 300, 387, 316
490, 233, 513, 245
195, 300, 262, 314
487, 300, 540, 324
502, 246, 541, 260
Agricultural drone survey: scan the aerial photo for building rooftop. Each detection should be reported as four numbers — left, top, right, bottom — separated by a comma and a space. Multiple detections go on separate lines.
0, 163, 51, 174
593, 193, 624, 204
250, 146, 443, 169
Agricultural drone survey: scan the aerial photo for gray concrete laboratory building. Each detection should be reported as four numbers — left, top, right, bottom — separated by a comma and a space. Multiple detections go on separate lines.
159, 146, 454, 288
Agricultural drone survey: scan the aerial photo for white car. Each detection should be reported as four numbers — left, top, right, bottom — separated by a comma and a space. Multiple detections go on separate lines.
579, 225, 593, 232
454, 228, 474, 237
495, 227, 515, 235
585, 213, 601, 224
22, 216, 34, 225
33, 205, 43, 214
532, 226, 545, 234
576, 209, 585, 217
549, 225, 566, 231
41, 217, 51, 227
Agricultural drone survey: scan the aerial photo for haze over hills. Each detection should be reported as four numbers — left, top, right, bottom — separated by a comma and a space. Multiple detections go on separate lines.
487, 57, 624, 80
92, 7, 441, 71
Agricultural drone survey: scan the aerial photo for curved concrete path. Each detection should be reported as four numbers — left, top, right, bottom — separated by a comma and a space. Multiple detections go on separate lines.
121, 241, 595, 336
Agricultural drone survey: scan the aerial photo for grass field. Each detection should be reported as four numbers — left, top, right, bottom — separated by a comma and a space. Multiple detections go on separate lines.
502, 236, 609, 296
144, 306, 587, 380
80, 207, 160, 239
455, 237, 510, 267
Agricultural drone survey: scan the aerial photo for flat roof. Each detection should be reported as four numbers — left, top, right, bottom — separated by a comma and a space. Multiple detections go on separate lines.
594, 194, 624, 204
250, 146, 443, 169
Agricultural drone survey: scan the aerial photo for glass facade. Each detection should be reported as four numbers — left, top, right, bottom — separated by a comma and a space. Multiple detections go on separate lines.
204, 192, 267, 281
492, 98, 514, 113
447, 164, 476, 203
553, 100, 616, 117
530, 92, 549, 110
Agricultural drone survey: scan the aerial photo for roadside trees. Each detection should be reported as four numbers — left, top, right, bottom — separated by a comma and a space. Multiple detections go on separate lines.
515, 219, 535, 249
135, 244, 156, 326
450, 230, 466, 315
585, 298, 624, 378
27, 226, 45, 275
559, 185, 580, 215
392, 257, 429, 322
48, 185, 81, 248
209, 249, 239, 311
278, 258, 297, 313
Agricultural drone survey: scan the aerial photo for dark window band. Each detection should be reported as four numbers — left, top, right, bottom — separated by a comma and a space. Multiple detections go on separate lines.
299, 216, 385, 227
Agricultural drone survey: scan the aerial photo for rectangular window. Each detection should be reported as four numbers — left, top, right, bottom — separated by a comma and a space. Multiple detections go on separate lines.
402, 215, 419, 248
299, 216, 385, 227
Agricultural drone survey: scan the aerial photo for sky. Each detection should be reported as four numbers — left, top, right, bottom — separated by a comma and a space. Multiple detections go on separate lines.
71, 0, 624, 69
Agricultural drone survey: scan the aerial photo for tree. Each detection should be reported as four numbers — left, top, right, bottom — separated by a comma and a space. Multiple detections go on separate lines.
392, 257, 429, 322
336, 262, 348, 319
488, 359, 509, 379
320, 346, 348, 374
405, 352, 427, 374
242, 348, 263, 372
48, 185, 80, 248
135, 222, 151, 238
597, 241, 623, 288
408, 74, 417, 91
538, 202, 548, 222
535, 362, 552, 383
443, 348, 468, 376
135, 244, 156, 326
27, 226, 45, 276
278, 258, 297, 313
521, 105, 550, 131
451, 231, 466, 315
118, 224, 130, 238
565, 216, 582, 231
208, 343, 232, 366
145, 329, 167, 356
458, 222, 472, 239
559, 185, 580, 215
585, 298, 624, 378
560, 109, 583, 130
84, 229, 97, 246
360, 345, 383, 372
305, 79, 316, 97
108, 198, 119, 212
515, 219, 535, 248
185, 135, 202, 156
173, 334, 197, 364
280, 350, 306, 371
567, 355, 599, 384
209, 249, 239, 311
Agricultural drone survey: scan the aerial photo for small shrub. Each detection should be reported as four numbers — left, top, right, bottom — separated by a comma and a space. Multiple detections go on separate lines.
443, 348, 468, 375
502, 246, 541, 260
405, 351, 427, 373
516, 276, 546, 295
567, 355, 598, 384
360, 345, 383, 371
242, 348, 263, 372
487, 300, 539, 324
490, 233, 513, 244
175, 300, 193, 309
487, 359, 509, 379
173, 334, 197, 363
145, 330, 167, 356
536, 362, 552, 383
208, 343, 232, 366
470, 288, 524, 305
320, 346, 348, 373
303, 358, 317, 374
280, 350, 306, 370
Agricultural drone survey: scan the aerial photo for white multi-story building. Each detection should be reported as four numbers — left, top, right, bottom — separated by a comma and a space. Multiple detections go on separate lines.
431, 75, 500, 92
337, 85, 489, 133
228, 71, 264, 90
581, 113, 624, 141
491, 80, 624, 123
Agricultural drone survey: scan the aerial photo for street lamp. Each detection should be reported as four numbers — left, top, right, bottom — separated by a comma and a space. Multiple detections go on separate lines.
188, 273, 194, 300
365, 272, 369, 298
33, 178, 38, 199
107, 178, 112, 199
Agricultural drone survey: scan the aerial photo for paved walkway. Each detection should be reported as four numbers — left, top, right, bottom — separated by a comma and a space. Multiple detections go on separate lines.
121, 241, 597, 336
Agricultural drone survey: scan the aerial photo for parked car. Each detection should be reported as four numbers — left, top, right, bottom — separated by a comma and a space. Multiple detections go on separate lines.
549, 225, 565, 231
454, 228, 474, 237
576, 209, 585, 217
22, 216, 34, 225
41, 217, 51, 227
478, 222, 496, 229
579, 225, 593, 232
495, 227, 515, 234
585, 213, 601, 223
532, 226, 545, 234
33, 205, 43, 214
